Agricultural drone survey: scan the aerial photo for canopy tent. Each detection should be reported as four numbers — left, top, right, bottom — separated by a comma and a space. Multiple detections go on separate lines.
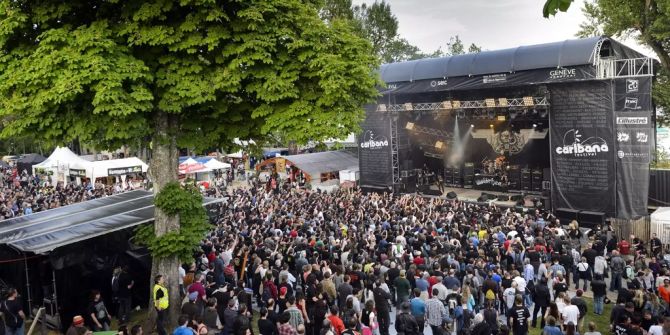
89, 157, 148, 180
16, 153, 46, 174
0, 190, 223, 254
33, 147, 92, 177
255, 150, 358, 182
204, 159, 231, 170
651, 207, 670, 245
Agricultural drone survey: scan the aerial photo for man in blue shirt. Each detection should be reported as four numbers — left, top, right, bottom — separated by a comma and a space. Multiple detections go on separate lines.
173, 315, 193, 335
409, 289, 426, 333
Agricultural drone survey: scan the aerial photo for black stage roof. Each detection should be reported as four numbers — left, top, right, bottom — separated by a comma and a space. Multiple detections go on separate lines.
380, 37, 646, 93
0, 190, 223, 254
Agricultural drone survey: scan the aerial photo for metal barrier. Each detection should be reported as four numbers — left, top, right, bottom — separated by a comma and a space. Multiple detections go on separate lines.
612, 216, 651, 240
27, 307, 47, 335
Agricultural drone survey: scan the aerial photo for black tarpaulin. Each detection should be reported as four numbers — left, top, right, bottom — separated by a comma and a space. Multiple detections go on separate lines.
0, 190, 223, 254
379, 36, 646, 84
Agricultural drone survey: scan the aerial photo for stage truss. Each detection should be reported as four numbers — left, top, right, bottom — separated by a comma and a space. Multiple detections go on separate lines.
377, 96, 550, 113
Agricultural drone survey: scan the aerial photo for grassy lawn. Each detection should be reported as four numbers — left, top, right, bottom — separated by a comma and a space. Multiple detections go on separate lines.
529, 297, 612, 335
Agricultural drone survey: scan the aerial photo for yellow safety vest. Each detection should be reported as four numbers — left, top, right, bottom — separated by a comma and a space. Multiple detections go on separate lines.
153, 284, 169, 310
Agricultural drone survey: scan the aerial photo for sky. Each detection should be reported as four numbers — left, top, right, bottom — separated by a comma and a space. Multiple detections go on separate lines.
351, 0, 655, 58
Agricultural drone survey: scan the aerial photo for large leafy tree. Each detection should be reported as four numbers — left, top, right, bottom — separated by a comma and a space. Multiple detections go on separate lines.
0, 0, 378, 326
574, 0, 670, 126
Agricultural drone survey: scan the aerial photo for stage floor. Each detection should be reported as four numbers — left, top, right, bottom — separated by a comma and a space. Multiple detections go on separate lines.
419, 185, 521, 207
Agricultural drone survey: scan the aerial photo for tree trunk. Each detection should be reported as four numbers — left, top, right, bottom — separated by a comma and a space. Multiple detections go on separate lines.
147, 110, 182, 331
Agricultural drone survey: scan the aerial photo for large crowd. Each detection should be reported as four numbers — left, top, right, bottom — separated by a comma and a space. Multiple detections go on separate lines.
3, 174, 670, 335
166, 178, 670, 335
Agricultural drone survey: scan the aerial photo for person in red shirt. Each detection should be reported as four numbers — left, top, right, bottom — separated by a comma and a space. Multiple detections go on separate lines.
619, 239, 631, 256
659, 279, 670, 304
412, 251, 424, 266
327, 306, 345, 335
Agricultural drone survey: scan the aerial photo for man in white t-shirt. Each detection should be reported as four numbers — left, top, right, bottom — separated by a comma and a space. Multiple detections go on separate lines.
178, 265, 186, 295
503, 281, 518, 312
560, 296, 580, 327
648, 317, 663, 335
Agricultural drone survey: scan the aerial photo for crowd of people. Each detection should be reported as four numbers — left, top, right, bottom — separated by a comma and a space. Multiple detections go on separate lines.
162, 179, 670, 335
5, 172, 670, 335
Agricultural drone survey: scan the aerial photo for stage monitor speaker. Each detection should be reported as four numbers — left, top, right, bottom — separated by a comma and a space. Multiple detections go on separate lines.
444, 167, 454, 184
419, 185, 442, 196
510, 194, 524, 202
555, 208, 579, 222
453, 167, 462, 186
446, 191, 458, 199
480, 192, 497, 200
578, 211, 605, 228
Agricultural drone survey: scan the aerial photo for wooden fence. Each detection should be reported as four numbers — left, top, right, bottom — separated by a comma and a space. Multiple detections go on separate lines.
611, 216, 651, 240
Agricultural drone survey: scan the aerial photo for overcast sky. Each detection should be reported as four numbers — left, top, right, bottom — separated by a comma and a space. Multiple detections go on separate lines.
351, 0, 654, 58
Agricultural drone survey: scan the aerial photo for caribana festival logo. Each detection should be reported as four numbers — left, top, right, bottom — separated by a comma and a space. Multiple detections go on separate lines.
360, 130, 389, 149
555, 129, 609, 157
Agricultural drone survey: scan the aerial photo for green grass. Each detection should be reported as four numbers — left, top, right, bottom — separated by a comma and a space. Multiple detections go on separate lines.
529, 297, 613, 335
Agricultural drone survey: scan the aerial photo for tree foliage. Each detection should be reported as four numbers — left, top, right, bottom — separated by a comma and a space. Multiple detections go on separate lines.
0, 0, 380, 149
135, 183, 210, 262
543, 0, 575, 18
575, 0, 670, 126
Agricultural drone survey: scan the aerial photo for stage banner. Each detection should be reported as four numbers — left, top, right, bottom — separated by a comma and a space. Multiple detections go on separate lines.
614, 77, 652, 219
359, 109, 393, 189
550, 81, 616, 216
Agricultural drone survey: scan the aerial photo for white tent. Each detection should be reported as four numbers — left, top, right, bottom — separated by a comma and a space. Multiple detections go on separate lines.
651, 207, 670, 245
89, 157, 149, 180
33, 147, 92, 176
204, 159, 231, 170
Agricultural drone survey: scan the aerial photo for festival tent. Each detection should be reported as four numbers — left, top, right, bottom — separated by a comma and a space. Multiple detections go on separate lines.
16, 154, 47, 174
651, 207, 670, 244
255, 150, 358, 183
89, 157, 149, 180
204, 158, 231, 170
33, 147, 92, 178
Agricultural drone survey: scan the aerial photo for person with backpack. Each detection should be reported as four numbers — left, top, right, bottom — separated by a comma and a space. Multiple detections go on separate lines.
262, 273, 279, 308
610, 251, 626, 292
0, 288, 24, 335
394, 302, 419, 335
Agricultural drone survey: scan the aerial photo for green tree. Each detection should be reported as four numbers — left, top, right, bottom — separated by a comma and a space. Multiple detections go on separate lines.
575, 0, 670, 126
0, 0, 379, 327
354, 1, 399, 57
543, 0, 575, 17
446, 35, 466, 56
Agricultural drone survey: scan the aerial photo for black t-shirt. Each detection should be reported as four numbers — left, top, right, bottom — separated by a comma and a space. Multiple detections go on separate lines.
614, 323, 629, 335
258, 318, 276, 335
509, 305, 529, 330
1, 299, 23, 328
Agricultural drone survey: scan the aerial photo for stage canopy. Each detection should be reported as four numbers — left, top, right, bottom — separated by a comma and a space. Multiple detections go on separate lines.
16, 153, 46, 174
0, 190, 223, 254
256, 150, 358, 181
379, 36, 648, 93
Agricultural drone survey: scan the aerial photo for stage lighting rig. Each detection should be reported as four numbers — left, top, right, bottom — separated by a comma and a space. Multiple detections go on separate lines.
404, 103, 414, 111
523, 96, 534, 106
485, 98, 496, 108
377, 104, 387, 112
435, 141, 445, 149
406, 122, 415, 130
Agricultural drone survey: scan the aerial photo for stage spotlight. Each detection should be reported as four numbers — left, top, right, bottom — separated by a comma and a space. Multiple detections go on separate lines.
498, 98, 509, 107
532, 123, 537, 128
489, 124, 494, 128
497, 115, 506, 121
485, 98, 496, 108
523, 96, 534, 106
441, 101, 452, 110
377, 104, 387, 112
406, 122, 415, 130
404, 103, 414, 111
470, 124, 475, 128
452, 100, 461, 109
457, 110, 466, 119
435, 141, 444, 149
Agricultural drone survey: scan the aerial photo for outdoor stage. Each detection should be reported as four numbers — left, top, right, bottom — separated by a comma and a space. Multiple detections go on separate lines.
412, 184, 544, 209
359, 36, 655, 222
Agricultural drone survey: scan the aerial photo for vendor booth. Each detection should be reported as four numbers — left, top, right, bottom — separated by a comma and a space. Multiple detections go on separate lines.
255, 150, 359, 185
90, 157, 148, 187
16, 153, 46, 175
32, 147, 92, 184
651, 207, 670, 245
